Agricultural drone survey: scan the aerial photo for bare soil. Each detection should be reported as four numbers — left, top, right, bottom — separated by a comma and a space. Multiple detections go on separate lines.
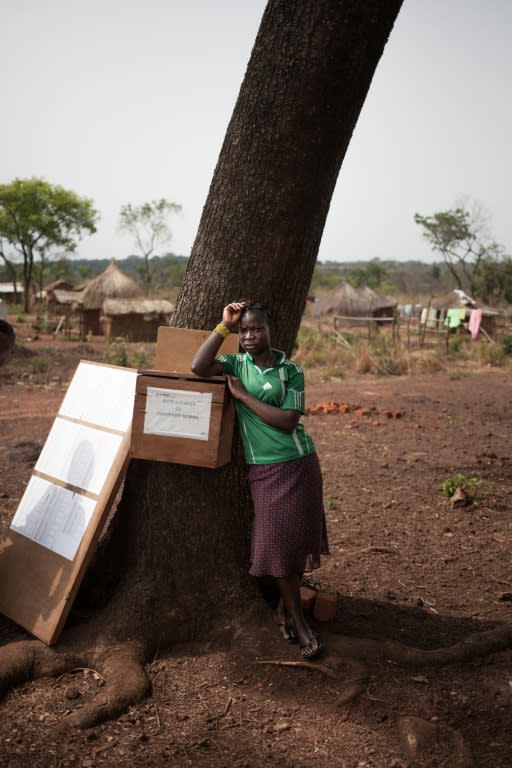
0, 324, 511, 767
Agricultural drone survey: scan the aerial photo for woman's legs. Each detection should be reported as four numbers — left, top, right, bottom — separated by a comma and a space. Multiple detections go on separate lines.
276, 574, 323, 657
272, 596, 297, 643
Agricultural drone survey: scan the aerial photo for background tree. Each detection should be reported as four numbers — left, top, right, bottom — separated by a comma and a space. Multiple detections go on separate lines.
414, 200, 502, 296
118, 199, 182, 292
473, 253, 512, 304
347, 258, 388, 289
0, 238, 21, 304
0, 0, 417, 729
42, 254, 74, 285
0, 178, 97, 312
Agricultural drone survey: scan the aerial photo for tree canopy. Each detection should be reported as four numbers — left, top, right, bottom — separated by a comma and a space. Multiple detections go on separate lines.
118, 199, 181, 291
414, 202, 504, 298
0, 178, 98, 311
473, 253, 512, 304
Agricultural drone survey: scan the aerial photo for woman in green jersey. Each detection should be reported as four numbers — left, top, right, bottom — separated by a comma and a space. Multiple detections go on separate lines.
192, 300, 328, 660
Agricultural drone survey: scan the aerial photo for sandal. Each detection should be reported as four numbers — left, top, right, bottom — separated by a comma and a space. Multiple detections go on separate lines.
300, 634, 324, 660
272, 610, 298, 644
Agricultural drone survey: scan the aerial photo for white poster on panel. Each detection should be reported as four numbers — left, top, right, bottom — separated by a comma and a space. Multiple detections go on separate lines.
144, 386, 212, 440
11, 476, 97, 561
9, 361, 137, 560
35, 417, 123, 495
59, 362, 137, 430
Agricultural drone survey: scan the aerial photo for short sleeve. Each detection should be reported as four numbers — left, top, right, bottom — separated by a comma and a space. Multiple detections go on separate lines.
215, 353, 236, 375
281, 364, 305, 413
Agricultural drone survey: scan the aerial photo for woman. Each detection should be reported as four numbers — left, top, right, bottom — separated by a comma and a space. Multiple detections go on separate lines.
191, 300, 328, 659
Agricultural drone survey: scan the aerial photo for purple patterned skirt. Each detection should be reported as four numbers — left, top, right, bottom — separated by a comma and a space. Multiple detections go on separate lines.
247, 452, 329, 578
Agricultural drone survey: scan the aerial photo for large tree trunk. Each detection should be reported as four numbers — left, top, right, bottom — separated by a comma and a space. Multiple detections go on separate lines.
85, 0, 403, 651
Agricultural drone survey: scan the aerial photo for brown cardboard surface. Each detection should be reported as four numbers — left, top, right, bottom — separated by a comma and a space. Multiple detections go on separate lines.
155, 326, 239, 374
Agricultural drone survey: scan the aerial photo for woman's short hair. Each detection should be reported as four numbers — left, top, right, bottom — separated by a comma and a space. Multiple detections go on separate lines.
240, 301, 272, 323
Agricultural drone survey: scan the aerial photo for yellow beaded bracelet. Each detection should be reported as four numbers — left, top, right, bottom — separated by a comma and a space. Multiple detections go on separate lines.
213, 322, 231, 339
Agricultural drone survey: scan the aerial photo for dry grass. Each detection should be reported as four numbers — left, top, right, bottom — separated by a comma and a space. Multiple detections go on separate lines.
296, 318, 512, 381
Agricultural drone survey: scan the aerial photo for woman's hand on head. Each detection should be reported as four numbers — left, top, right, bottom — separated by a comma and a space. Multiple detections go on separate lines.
222, 301, 247, 330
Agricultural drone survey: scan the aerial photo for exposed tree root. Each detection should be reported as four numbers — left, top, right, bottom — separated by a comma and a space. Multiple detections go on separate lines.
0, 634, 150, 730
0, 639, 84, 696
333, 660, 370, 707
0, 616, 510, 729
322, 621, 512, 706
253, 622, 512, 709
57, 642, 150, 731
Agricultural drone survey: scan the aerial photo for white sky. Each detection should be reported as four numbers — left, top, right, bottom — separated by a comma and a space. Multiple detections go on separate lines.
3, 0, 511, 265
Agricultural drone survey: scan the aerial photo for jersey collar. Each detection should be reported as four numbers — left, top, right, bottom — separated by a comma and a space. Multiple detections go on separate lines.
244, 348, 286, 370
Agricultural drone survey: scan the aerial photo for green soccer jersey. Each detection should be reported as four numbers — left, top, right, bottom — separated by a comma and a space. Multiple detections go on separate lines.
216, 349, 316, 464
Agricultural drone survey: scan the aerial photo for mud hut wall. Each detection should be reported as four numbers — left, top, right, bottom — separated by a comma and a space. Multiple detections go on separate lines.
372, 307, 395, 320
102, 313, 164, 342
81, 309, 101, 337
480, 314, 496, 339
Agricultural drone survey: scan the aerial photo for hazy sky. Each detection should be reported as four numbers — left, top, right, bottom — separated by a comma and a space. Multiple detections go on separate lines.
3, 0, 511, 265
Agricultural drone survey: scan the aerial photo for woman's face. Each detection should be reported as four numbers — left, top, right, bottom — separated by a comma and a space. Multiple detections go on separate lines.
239, 310, 271, 355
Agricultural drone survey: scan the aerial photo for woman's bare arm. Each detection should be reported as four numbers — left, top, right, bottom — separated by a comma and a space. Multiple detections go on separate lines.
191, 301, 246, 378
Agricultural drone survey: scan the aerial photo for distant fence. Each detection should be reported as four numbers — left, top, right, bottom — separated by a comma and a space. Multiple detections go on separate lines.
332, 314, 398, 348
331, 310, 511, 350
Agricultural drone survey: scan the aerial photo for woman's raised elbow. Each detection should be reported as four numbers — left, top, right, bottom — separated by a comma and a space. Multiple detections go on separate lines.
191, 357, 222, 378
191, 360, 211, 378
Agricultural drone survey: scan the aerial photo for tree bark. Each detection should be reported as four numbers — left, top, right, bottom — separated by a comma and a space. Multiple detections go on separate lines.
175, 0, 403, 351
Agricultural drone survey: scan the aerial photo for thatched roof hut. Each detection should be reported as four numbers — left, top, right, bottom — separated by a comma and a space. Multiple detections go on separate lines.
46, 287, 83, 310
45, 279, 74, 292
80, 260, 143, 309
101, 298, 174, 342
316, 280, 397, 319
78, 260, 144, 335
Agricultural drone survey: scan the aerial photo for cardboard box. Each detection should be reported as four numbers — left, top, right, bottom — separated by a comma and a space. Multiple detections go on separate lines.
130, 327, 239, 468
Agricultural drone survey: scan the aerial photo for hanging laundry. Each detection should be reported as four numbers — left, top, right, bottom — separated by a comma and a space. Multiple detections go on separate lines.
444, 308, 465, 328
468, 308, 482, 340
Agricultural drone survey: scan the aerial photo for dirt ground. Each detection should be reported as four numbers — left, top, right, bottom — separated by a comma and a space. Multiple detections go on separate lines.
0, 324, 511, 767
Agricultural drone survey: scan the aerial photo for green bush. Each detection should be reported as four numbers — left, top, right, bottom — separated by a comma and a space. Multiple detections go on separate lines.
499, 335, 512, 355
448, 335, 465, 355
29, 355, 48, 374
130, 348, 154, 370
106, 340, 128, 367
440, 474, 482, 498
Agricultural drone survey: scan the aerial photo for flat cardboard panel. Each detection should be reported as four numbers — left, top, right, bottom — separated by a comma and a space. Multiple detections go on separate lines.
0, 361, 137, 645
155, 326, 239, 374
